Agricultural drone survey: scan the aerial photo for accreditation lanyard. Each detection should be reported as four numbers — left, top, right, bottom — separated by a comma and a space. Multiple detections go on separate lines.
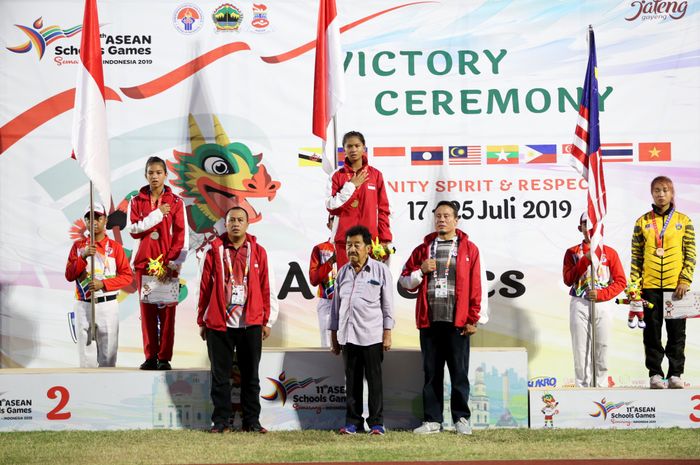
223, 242, 250, 288
430, 237, 458, 283
650, 206, 674, 253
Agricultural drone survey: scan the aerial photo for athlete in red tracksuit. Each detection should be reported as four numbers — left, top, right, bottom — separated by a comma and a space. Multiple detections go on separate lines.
128, 157, 188, 370
325, 131, 392, 268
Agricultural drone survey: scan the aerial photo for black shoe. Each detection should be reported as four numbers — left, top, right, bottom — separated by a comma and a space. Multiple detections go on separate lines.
157, 360, 172, 370
209, 424, 229, 433
242, 424, 268, 433
139, 358, 158, 370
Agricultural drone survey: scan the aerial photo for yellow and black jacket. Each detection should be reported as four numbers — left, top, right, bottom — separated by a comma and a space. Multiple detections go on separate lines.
631, 203, 695, 290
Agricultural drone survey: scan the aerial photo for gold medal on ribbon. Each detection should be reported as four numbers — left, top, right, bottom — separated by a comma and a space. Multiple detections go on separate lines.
351, 200, 359, 208
150, 231, 160, 240
655, 247, 664, 257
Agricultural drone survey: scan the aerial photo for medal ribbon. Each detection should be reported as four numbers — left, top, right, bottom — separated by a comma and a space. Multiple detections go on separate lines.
650, 206, 675, 249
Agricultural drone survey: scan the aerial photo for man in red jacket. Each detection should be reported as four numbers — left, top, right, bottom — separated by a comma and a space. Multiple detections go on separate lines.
65, 204, 133, 367
128, 156, 189, 370
197, 206, 278, 433
563, 214, 626, 387
399, 201, 481, 435
325, 131, 392, 268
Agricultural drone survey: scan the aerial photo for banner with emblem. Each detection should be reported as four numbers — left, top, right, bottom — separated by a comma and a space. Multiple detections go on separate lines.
1, 1, 699, 389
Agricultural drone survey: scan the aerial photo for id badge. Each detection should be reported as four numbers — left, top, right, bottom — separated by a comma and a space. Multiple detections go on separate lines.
435, 278, 448, 298
231, 284, 247, 306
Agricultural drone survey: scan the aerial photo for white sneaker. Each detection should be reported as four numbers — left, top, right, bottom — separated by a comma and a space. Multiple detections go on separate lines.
668, 376, 684, 389
627, 319, 636, 329
637, 319, 646, 329
454, 417, 472, 435
413, 421, 441, 434
649, 375, 665, 389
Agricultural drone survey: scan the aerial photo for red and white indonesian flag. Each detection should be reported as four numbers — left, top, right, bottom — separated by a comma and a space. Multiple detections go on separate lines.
72, 0, 111, 208
312, 0, 346, 174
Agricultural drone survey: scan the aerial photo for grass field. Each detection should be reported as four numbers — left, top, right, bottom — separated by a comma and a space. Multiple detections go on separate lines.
2, 428, 700, 465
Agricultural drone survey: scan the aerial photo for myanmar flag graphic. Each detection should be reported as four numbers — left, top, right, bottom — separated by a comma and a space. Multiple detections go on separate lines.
486, 145, 519, 164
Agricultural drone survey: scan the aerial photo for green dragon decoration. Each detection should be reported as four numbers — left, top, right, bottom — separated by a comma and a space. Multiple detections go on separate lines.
167, 114, 281, 233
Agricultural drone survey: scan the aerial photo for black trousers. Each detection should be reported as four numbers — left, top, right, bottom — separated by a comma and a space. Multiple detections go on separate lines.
642, 289, 686, 378
342, 342, 384, 428
206, 326, 263, 428
419, 322, 471, 423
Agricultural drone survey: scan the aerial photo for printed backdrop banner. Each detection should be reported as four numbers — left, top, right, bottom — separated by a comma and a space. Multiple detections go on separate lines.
1, 1, 699, 388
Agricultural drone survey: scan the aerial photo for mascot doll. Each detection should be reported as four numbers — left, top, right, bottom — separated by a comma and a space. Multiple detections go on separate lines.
615, 278, 652, 329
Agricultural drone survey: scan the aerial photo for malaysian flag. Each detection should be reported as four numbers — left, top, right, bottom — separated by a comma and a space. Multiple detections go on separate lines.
569, 26, 606, 274
449, 146, 481, 165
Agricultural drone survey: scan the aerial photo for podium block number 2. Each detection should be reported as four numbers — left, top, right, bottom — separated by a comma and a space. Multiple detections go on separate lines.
46, 386, 71, 420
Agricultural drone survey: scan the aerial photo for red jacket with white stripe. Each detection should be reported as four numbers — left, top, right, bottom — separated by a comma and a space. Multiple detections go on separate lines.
197, 233, 278, 331
325, 156, 392, 244
128, 185, 188, 273
65, 235, 133, 299
399, 229, 482, 327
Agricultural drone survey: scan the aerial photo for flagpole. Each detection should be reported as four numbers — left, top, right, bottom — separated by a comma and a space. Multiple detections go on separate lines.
332, 115, 339, 169
589, 260, 597, 387
88, 181, 96, 345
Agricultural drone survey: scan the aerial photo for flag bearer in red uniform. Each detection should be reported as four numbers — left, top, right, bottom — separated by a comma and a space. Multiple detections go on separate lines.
65, 204, 133, 367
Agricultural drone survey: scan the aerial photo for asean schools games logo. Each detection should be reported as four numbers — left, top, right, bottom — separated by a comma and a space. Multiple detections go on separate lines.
173, 4, 204, 35
262, 371, 328, 406
6, 17, 82, 60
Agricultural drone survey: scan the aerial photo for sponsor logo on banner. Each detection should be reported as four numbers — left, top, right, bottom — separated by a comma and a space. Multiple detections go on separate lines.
638, 142, 672, 162
448, 146, 481, 165
528, 376, 557, 388
251, 3, 271, 32
625, 0, 688, 21
173, 4, 204, 35
486, 145, 519, 164
411, 146, 443, 165
520, 144, 557, 164
213, 3, 243, 31
590, 397, 657, 426
6, 17, 82, 60
262, 371, 345, 412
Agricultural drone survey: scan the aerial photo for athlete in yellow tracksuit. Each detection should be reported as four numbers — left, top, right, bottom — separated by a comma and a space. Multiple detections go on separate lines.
630, 176, 695, 389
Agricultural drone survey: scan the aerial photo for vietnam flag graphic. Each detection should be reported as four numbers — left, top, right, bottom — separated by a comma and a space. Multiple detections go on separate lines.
638, 142, 671, 162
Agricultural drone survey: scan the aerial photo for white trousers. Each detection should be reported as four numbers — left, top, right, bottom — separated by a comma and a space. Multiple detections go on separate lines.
569, 296, 612, 387
75, 299, 119, 367
316, 298, 332, 348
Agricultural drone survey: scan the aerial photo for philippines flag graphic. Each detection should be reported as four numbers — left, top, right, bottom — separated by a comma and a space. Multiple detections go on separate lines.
521, 144, 557, 164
